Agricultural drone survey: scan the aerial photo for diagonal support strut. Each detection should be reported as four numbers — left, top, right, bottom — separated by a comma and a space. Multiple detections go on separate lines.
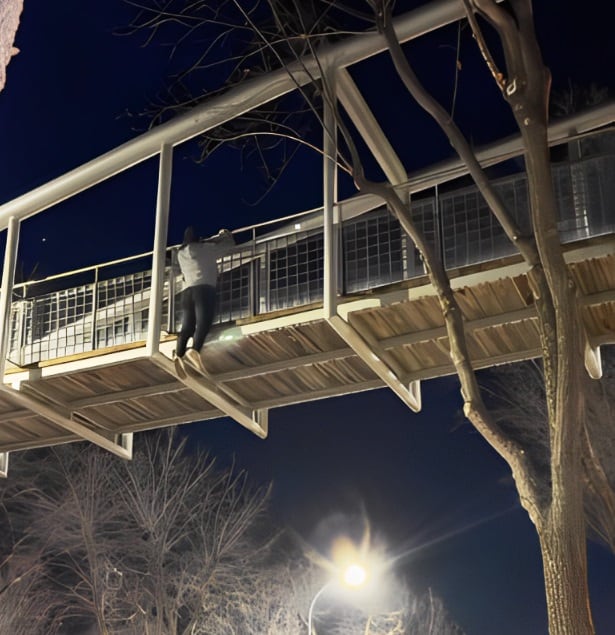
152, 353, 268, 438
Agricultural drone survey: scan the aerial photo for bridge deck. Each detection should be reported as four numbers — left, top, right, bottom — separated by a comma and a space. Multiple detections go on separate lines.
3, 236, 613, 454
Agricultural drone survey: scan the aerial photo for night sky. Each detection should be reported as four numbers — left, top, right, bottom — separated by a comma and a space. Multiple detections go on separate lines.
1, 2, 614, 633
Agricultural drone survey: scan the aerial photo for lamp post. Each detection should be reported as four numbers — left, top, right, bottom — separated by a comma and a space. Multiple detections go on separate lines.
307, 563, 368, 634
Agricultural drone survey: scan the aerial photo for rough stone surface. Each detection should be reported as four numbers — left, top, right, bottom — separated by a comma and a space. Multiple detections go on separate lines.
0, 0, 23, 92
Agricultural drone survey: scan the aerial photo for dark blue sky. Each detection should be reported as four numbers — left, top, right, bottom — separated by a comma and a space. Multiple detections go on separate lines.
1, 2, 614, 633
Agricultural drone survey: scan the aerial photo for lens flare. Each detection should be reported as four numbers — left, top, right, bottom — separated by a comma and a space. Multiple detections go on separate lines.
343, 563, 367, 587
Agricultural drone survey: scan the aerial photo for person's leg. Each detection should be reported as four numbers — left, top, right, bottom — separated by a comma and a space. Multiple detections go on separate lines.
192, 285, 217, 352
176, 287, 196, 357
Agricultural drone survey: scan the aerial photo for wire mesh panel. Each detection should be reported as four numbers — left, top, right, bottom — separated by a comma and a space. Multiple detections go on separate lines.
403, 197, 438, 279
440, 175, 527, 269
7, 302, 25, 365
440, 149, 615, 269
343, 206, 404, 293
579, 130, 615, 159
24, 285, 94, 364
580, 155, 615, 236
215, 248, 255, 324
554, 155, 615, 243
95, 272, 151, 348
553, 159, 591, 243
263, 230, 324, 312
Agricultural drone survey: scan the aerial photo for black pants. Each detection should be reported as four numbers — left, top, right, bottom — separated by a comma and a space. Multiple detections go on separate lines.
176, 284, 217, 357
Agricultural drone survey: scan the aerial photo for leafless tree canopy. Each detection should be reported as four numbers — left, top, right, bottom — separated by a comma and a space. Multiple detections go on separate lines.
484, 347, 615, 552
123, 0, 359, 197
0, 431, 465, 634
0, 432, 274, 634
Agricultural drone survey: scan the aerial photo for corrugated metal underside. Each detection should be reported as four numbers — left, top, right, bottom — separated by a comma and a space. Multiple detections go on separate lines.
1, 248, 613, 452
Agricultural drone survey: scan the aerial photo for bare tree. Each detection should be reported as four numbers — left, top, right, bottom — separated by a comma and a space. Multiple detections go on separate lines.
0, 438, 464, 635
0, 550, 62, 635
0, 456, 72, 635
320, 584, 465, 635
486, 346, 615, 553
125, 2, 613, 633
0, 432, 273, 634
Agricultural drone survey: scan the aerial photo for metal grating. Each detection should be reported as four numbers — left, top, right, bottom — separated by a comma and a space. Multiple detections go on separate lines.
215, 248, 255, 323
343, 206, 404, 293
264, 231, 324, 311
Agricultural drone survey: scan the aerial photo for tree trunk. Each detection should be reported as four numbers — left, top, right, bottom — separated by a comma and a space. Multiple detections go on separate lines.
516, 92, 594, 635
539, 508, 594, 634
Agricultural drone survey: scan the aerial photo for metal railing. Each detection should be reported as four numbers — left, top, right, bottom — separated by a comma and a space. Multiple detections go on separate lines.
6, 134, 615, 367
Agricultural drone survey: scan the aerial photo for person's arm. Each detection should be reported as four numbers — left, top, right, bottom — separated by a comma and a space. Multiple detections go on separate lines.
206, 230, 236, 257
203, 229, 234, 244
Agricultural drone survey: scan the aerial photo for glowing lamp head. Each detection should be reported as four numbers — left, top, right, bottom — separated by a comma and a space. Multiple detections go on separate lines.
342, 563, 367, 588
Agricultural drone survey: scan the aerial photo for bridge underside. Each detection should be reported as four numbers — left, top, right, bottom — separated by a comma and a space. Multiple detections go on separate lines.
1, 237, 613, 455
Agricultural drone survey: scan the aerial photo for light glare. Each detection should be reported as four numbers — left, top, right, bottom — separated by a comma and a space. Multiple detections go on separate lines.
343, 563, 367, 587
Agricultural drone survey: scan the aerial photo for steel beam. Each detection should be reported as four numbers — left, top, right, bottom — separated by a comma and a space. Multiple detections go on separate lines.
332, 102, 615, 224
214, 287, 614, 385
215, 347, 353, 382
151, 353, 267, 438
320, 59, 423, 414
69, 381, 182, 409
0, 385, 133, 459
328, 314, 421, 412
0, 452, 8, 477
0, 217, 20, 378
337, 68, 406, 185
323, 71, 339, 319
322, 69, 420, 413
584, 343, 602, 380
254, 379, 383, 409
147, 144, 173, 356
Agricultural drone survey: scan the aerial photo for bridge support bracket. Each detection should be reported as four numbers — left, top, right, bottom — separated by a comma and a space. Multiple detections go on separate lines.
408, 380, 422, 412
252, 409, 269, 438
327, 314, 422, 413
0, 452, 8, 478
0, 384, 133, 460
584, 341, 602, 380
152, 353, 268, 439
115, 433, 134, 459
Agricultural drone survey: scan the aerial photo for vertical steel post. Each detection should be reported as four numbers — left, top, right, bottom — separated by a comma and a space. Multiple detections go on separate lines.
0, 451, 8, 478
90, 265, 99, 351
0, 217, 20, 378
17, 283, 27, 367
166, 249, 176, 334
434, 183, 443, 264
323, 72, 338, 319
147, 144, 173, 356
251, 227, 257, 317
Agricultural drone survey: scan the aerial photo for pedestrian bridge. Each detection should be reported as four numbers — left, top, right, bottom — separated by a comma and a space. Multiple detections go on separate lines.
0, 126, 613, 468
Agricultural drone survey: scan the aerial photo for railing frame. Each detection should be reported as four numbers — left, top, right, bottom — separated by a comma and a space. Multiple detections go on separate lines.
6, 141, 615, 368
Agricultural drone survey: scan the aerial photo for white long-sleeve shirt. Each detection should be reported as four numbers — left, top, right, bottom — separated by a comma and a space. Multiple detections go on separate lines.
177, 235, 235, 288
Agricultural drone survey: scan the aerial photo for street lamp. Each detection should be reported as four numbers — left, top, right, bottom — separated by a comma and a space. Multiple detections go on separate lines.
307, 562, 369, 634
